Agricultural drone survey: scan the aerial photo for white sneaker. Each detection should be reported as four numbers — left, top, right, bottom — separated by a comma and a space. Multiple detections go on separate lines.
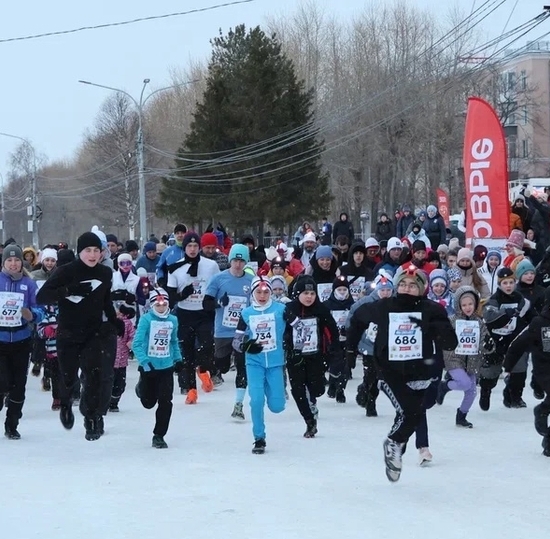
231, 402, 245, 420
418, 447, 433, 466
383, 438, 403, 482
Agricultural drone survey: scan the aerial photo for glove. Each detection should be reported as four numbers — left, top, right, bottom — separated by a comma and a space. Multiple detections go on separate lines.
346, 350, 357, 370
243, 338, 264, 354
483, 334, 495, 352
67, 282, 93, 297
173, 361, 184, 374
219, 292, 230, 307
114, 318, 125, 337
179, 284, 195, 301
147, 362, 156, 371
232, 333, 245, 353
408, 316, 425, 330
125, 292, 136, 304
157, 276, 167, 289
524, 187, 532, 198
505, 308, 518, 318
137, 365, 145, 374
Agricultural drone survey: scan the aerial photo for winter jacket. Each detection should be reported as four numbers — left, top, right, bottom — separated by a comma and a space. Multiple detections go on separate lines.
156, 243, 185, 285
36, 304, 58, 361
505, 305, 550, 384
323, 292, 354, 345
0, 271, 42, 343
115, 315, 136, 368
375, 218, 394, 242
478, 264, 501, 296
30, 267, 55, 287
457, 266, 491, 300
237, 301, 289, 368
373, 253, 403, 277
443, 286, 491, 374
135, 254, 159, 275
332, 213, 354, 244
347, 292, 457, 381
422, 212, 446, 248
407, 229, 431, 249
345, 290, 384, 355
111, 270, 140, 305
517, 281, 545, 316
396, 214, 415, 239
133, 310, 181, 371
527, 195, 550, 252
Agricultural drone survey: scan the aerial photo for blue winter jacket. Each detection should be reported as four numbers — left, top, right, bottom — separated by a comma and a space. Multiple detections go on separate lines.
239, 301, 286, 368
156, 244, 185, 283
0, 272, 42, 343
133, 310, 182, 371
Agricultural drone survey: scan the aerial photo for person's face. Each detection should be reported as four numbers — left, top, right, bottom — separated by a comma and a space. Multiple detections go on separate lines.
24, 252, 33, 263
527, 229, 535, 241
397, 278, 421, 296
505, 244, 515, 255
153, 299, 169, 315
174, 231, 185, 243
272, 266, 284, 276
108, 242, 118, 254
419, 215, 426, 222
458, 259, 472, 270
299, 290, 316, 306
253, 287, 271, 305
427, 209, 436, 218
488, 255, 500, 269
245, 241, 254, 252
335, 286, 349, 298
318, 257, 332, 271
521, 270, 536, 285
303, 241, 316, 253
460, 295, 476, 316
42, 257, 56, 272
515, 199, 524, 208
366, 247, 378, 259
447, 255, 457, 268
202, 245, 216, 257
431, 282, 446, 296
412, 227, 421, 236
449, 280, 461, 292
403, 211, 410, 217
119, 259, 133, 273
438, 251, 447, 261
378, 288, 392, 299
340, 215, 347, 222
337, 243, 349, 253
474, 259, 484, 269
185, 243, 200, 258
500, 278, 516, 295
353, 251, 364, 265
381, 215, 388, 222
389, 248, 402, 261
413, 250, 426, 262
146, 249, 157, 260
230, 259, 246, 275
80, 247, 100, 267
272, 286, 285, 298
4, 256, 22, 273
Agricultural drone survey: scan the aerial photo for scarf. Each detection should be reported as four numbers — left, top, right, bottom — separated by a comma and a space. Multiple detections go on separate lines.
168, 254, 200, 277
251, 297, 273, 311
2, 267, 23, 281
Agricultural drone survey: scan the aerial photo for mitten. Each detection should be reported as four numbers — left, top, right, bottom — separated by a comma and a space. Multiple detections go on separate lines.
179, 284, 195, 301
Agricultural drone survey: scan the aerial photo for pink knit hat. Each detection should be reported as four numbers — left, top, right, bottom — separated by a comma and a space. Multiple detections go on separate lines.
506, 229, 525, 251
456, 248, 473, 264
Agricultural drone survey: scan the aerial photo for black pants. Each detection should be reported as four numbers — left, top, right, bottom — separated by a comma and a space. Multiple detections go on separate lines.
139, 368, 174, 436
214, 338, 246, 389
379, 371, 427, 445
286, 353, 326, 422
359, 355, 380, 402
0, 339, 31, 428
46, 356, 62, 400
112, 367, 127, 400
57, 324, 116, 418
176, 309, 214, 391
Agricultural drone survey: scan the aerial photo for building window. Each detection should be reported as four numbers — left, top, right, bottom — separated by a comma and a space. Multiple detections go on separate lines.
523, 105, 528, 124
507, 71, 516, 91
521, 70, 527, 90
522, 139, 529, 158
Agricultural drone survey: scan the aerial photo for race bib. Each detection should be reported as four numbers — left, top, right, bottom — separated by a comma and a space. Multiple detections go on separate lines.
222, 295, 248, 328
542, 327, 550, 353
492, 303, 518, 336
186, 278, 206, 304
148, 321, 173, 358
317, 283, 332, 303
293, 318, 319, 354
388, 312, 423, 361
0, 292, 24, 328
348, 277, 365, 302
249, 313, 276, 352
455, 320, 480, 355
331, 310, 349, 341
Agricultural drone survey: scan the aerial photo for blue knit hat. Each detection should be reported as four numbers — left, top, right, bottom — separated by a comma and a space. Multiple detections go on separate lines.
143, 241, 157, 254
228, 244, 250, 263
515, 259, 536, 281
486, 249, 502, 264
315, 245, 333, 260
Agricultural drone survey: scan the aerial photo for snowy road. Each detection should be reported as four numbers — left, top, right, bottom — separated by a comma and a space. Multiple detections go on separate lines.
1, 365, 547, 539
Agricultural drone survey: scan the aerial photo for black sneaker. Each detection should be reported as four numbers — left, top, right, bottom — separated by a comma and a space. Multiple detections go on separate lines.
304, 419, 318, 438
534, 404, 550, 436
355, 384, 367, 408
335, 389, 346, 404
479, 389, 491, 411
503, 387, 512, 408
31, 363, 41, 377
252, 438, 266, 454
327, 384, 336, 399
456, 408, 473, 428
135, 380, 143, 399
109, 403, 120, 413
41, 377, 51, 392
97, 416, 105, 436
60, 404, 75, 430
510, 398, 527, 409
84, 417, 101, 441
543, 436, 550, 457
152, 435, 168, 449
436, 380, 451, 405
366, 399, 378, 417
531, 380, 545, 400
0, 393, 4, 412
4, 424, 21, 440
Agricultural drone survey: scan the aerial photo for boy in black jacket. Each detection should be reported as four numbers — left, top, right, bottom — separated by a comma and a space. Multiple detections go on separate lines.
505, 286, 550, 456
347, 265, 457, 482
37, 232, 123, 441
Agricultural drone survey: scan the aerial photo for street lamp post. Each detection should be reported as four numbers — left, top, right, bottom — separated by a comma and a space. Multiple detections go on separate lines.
0, 132, 38, 248
79, 78, 198, 244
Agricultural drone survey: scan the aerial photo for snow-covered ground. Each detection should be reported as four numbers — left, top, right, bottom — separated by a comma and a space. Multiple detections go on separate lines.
1, 365, 547, 539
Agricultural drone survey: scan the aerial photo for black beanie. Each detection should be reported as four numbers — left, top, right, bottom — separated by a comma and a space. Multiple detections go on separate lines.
125, 240, 139, 252
182, 232, 201, 249
292, 275, 317, 298
77, 232, 102, 254
332, 275, 350, 291
174, 223, 187, 234
57, 248, 76, 266
412, 240, 426, 253
106, 234, 118, 244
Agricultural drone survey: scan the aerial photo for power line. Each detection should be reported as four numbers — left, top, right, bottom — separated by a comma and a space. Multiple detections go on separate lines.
0, 0, 254, 44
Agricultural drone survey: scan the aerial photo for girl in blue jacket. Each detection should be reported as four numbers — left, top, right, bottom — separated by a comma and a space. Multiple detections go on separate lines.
233, 276, 300, 454
0, 245, 42, 439
133, 288, 182, 448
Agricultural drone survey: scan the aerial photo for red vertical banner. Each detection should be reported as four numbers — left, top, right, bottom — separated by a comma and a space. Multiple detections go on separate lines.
436, 188, 450, 227
463, 97, 510, 241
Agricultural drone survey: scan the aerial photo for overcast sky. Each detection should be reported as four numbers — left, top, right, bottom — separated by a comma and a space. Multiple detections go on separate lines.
0, 0, 547, 179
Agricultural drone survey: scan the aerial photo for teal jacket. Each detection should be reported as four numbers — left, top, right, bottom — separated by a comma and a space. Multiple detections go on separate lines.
133, 311, 181, 371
